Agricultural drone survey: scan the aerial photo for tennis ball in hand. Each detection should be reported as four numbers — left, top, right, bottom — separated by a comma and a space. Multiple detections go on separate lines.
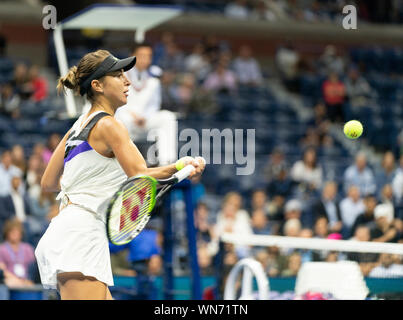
343, 120, 363, 139
175, 156, 194, 171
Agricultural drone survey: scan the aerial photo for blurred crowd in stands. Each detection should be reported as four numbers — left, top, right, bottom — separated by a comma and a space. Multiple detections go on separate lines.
1, 21, 403, 295
132, 0, 403, 25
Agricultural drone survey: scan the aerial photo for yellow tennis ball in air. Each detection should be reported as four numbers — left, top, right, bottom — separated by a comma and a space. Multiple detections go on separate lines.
344, 120, 363, 139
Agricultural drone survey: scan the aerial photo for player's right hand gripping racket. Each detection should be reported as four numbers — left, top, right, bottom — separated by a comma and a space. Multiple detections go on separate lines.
106, 164, 196, 245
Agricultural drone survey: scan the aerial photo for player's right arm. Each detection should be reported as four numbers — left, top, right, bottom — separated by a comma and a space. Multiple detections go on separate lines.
97, 116, 202, 179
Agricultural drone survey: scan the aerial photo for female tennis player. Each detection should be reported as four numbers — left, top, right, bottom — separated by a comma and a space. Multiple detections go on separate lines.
34, 49, 205, 300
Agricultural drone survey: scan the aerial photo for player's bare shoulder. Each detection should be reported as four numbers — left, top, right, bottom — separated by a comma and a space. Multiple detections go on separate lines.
96, 114, 131, 142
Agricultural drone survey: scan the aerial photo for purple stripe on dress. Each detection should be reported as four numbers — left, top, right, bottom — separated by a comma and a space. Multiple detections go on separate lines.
64, 141, 93, 164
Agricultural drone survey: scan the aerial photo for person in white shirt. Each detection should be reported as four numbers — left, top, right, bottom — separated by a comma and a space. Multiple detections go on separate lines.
343, 152, 376, 196
291, 147, 323, 191
115, 43, 178, 165
232, 45, 263, 86
339, 185, 366, 236
392, 154, 403, 202
0, 150, 23, 197
213, 192, 252, 258
369, 253, 403, 278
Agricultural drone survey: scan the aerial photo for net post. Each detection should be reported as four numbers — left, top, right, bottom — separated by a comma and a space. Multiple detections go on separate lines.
214, 239, 225, 300
162, 193, 174, 300
182, 179, 202, 300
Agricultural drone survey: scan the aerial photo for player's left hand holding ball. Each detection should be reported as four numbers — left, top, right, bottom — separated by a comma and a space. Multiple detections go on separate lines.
175, 156, 206, 180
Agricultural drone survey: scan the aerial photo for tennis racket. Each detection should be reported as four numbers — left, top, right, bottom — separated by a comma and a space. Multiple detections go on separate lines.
106, 164, 196, 245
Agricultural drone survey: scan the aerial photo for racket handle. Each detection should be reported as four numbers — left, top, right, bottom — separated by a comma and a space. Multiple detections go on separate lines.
174, 164, 195, 182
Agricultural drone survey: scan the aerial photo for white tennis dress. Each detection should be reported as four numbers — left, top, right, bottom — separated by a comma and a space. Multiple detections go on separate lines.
35, 111, 127, 289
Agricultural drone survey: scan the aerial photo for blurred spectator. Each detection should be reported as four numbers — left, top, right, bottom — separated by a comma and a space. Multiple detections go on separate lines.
0, 83, 20, 118
312, 181, 342, 234
300, 127, 321, 150
171, 73, 216, 116
197, 244, 213, 275
184, 43, 211, 82
250, 189, 270, 215
10, 63, 32, 100
10, 144, 26, 174
375, 151, 396, 193
281, 252, 302, 277
350, 194, 378, 237
203, 55, 238, 94
381, 184, 394, 206
202, 35, 223, 65
224, 0, 250, 20
275, 43, 300, 92
310, 101, 329, 128
392, 154, 403, 202
291, 147, 323, 192
29, 190, 55, 221
160, 70, 177, 112
343, 152, 376, 196
109, 228, 163, 298
369, 253, 403, 278
279, 199, 303, 235
0, 219, 35, 286
158, 41, 185, 73
267, 169, 294, 201
213, 192, 252, 258
298, 228, 314, 263
318, 45, 345, 76
250, 0, 288, 21
322, 71, 346, 123
115, 43, 177, 165
152, 32, 174, 67
194, 202, 215, 244
0, 173, 32, 225
232, 45, 263, 87
339, 185, 366, 237
371, 203, 399, 243
27, 65, 48, 102
263, 147, 288, 182
266, 246, 288, 277
283, 218, 302, 237
26, 153, 44, 201
344, 67, 372, 109
251, 209, 272, 235
0, 150, 22, 197
42, 133, 61, 165
348, 225, 378, 276
266, 194, 286, 222
313, 216, 329, 238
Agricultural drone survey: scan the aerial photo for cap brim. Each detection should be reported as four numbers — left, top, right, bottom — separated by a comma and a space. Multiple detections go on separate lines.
110, 56, 136, 72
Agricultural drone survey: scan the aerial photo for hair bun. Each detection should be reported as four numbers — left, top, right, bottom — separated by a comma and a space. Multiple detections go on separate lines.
57, 66, 79, 94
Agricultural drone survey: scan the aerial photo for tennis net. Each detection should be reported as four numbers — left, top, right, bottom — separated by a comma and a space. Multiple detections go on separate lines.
218, 233, 403, 300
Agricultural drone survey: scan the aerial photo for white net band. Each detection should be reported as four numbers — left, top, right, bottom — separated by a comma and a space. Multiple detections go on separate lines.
221, 233, 403, 255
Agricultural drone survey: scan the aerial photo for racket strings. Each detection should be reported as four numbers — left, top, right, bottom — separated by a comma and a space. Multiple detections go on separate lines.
109, 178, 155, 244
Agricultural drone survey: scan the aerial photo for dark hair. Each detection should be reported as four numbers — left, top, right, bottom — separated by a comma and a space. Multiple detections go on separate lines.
57, 49, 116, 102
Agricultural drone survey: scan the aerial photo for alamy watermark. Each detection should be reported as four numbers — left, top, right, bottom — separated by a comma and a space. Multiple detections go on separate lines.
146, 127, 256, 176
342, 5, 357, 30
42, 5, 57, 30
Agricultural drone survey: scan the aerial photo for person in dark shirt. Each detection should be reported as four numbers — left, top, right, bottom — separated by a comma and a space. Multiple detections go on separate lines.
350, 194, 377, 238
312, 181, 342, 234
